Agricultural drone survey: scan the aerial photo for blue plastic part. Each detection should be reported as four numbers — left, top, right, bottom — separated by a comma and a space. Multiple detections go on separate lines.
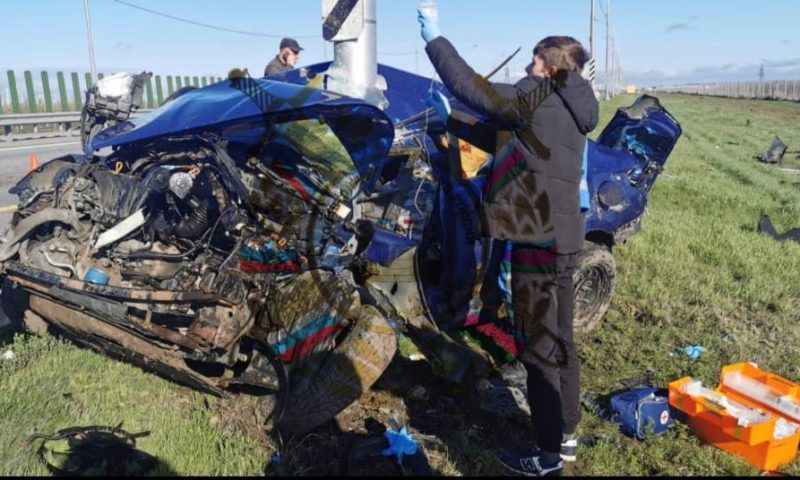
84, 268, 110, 285
363, 228, 417, 267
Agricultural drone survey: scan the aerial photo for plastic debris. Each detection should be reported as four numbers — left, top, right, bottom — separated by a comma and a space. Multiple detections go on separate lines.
1, 349, 14, 361
681, 345, 706, 361
270, 454, 282, 465
382, 426, 417, 463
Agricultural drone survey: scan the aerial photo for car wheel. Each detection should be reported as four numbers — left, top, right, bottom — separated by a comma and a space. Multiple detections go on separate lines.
276, 305, 397, 435
573, 241, 616, 335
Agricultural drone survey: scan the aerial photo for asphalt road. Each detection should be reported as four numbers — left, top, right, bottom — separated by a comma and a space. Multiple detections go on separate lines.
0, 139, 82, 230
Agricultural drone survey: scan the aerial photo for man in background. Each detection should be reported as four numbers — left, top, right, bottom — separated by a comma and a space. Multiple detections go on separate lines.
264, 37, 303, 77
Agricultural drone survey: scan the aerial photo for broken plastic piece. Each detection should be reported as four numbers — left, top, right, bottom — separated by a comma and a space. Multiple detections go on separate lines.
95, 209, 146, 250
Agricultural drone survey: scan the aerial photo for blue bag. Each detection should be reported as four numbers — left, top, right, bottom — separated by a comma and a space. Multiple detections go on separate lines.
609, 387, 672, 440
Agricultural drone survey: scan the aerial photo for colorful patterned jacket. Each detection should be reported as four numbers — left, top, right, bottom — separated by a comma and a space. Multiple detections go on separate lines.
427, 36, 599, 254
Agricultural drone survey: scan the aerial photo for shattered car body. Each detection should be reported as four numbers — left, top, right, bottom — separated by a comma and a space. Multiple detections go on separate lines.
0, 64, 680, 435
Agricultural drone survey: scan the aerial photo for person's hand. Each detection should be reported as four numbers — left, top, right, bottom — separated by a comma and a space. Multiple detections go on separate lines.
417, 8, 441, 43
426, 90, 451, 121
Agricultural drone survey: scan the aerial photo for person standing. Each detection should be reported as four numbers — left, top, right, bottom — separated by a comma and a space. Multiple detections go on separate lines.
419, 9, 599, 477
264, 37, 304, 77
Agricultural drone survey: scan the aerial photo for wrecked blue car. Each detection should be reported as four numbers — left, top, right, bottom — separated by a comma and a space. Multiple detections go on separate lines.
0, 63, 680, 435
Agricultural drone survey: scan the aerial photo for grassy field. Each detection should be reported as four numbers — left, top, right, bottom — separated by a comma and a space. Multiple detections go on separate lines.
2, 93, 800, 476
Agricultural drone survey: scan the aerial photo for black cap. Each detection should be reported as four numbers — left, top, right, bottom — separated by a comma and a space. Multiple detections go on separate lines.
280, 38, 303, 54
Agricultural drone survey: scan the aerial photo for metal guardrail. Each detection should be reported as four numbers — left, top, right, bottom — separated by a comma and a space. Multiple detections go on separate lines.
0, 110, 154, 138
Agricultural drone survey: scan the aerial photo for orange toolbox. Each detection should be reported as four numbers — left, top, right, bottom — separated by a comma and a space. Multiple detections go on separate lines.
669, 362, 800, 472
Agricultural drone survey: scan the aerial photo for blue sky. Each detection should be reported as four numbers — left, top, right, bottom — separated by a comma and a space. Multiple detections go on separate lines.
1, 0, 799, 88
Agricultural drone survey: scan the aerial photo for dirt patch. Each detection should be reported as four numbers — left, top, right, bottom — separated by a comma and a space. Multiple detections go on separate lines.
213, 394, 275, 448
253, 355, 545, 475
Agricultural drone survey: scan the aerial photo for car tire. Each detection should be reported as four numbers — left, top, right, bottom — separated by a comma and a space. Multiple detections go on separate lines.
0, 278, 28, 336
276, 305, 397, 435
573, 241, 616, 336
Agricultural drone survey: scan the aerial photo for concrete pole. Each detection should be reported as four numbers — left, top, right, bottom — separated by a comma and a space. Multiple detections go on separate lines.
605, 0, 610, 99
589, 0, 595, 59
83, 0, 98, 84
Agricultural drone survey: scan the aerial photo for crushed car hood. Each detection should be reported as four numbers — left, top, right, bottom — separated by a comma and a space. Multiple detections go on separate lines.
88, 77, 395, 180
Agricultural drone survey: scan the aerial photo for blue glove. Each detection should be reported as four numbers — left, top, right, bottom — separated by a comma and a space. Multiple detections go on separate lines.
426, 90, 451, 121
382, 426, 417, 463
417, 8, 441, 43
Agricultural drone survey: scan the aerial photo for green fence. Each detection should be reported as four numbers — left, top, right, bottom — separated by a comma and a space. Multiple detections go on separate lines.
1, 70, 225, 114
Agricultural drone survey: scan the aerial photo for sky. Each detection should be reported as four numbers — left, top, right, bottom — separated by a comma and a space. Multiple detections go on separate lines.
0, 0, 799, 94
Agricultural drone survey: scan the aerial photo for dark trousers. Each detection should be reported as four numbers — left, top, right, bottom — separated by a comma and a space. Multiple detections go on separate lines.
515, 253, 580, 454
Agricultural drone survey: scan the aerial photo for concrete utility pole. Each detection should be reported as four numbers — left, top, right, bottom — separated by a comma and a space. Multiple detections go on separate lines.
589, 0, 595, 59
83, 0, 98, 84
605, 0, 610, 99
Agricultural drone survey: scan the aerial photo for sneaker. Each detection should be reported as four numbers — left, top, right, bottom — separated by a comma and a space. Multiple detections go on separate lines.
560, 434, 578, 462
497, 447, 563, 477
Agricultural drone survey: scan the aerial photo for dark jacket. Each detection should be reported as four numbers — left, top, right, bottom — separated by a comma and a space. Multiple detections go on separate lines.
426, 37, 599, 254
264, 55, 292, 77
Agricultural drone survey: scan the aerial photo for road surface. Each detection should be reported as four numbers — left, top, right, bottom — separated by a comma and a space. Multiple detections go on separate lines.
0, 139, 82, 229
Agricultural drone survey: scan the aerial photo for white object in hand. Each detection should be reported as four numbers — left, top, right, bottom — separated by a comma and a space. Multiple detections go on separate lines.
419, 0, 438, 23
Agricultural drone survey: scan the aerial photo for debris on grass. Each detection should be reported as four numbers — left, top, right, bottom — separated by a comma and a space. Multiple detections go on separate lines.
680, 345, 706, 361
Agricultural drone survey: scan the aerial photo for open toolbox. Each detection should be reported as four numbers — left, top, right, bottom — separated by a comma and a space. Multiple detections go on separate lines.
669, 362, 800, 472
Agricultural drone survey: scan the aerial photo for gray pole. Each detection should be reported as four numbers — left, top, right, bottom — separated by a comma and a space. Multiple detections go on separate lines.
83, 0, 98, 84
589, 0, 595, 58
605, 0, 610, 99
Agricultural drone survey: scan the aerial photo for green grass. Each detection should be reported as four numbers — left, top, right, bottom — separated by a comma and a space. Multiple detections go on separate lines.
2, 93, 800, 475
0, 333, 270, 475
576, 93, 800, 476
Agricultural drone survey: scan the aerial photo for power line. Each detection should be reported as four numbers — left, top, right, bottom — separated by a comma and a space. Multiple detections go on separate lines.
110, 0, 320, 39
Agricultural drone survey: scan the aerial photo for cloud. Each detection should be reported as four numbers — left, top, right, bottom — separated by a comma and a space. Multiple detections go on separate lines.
664, 23, 689, 33
626, 57, 800, 86
783, 39, 792, 44
688, 14, 700, 21
764, 58, 800, 69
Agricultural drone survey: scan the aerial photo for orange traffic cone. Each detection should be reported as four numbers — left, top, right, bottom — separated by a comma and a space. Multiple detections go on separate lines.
28, 153, 38, 173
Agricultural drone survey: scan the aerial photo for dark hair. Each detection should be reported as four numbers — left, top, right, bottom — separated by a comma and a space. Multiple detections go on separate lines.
533, 36, 590, 73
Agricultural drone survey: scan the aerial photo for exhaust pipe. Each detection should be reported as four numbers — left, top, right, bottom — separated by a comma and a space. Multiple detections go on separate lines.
322, 0, 388, 109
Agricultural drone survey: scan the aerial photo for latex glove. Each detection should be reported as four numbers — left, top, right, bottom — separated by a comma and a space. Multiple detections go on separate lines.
681, 345, 706, 361
382, 426, 418, 463
426, 90, 451, 121
417, 8, 441, 43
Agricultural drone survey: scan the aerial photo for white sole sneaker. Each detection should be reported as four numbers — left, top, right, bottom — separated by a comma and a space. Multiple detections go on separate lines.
560, 438, 578, 462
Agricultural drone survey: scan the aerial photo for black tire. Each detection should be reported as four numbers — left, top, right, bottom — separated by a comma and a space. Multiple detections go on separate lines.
0, 278, 28, 336
573, 241, 616, 336
276, 305, 397, 435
